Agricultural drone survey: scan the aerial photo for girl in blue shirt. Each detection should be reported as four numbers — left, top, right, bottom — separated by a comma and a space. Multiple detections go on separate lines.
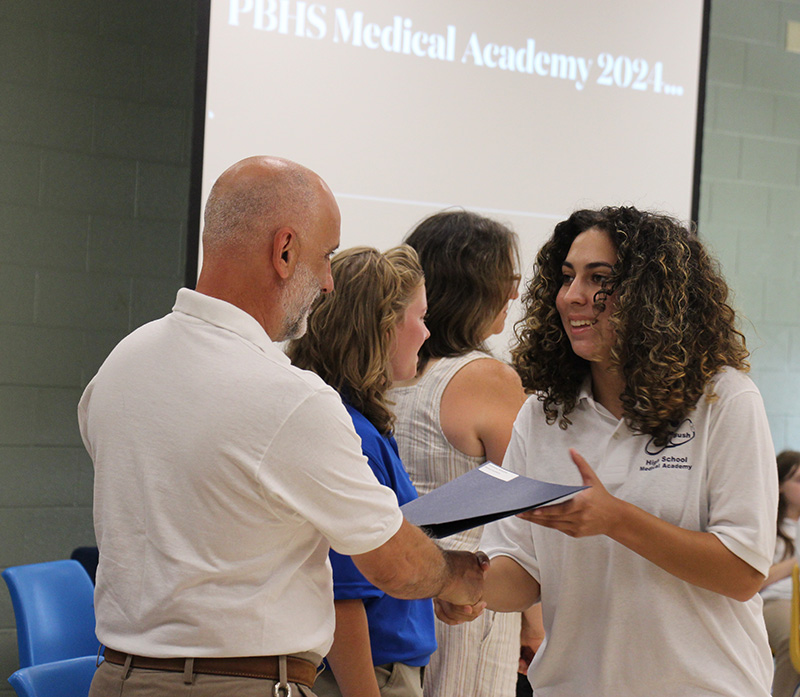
289, 245, 433, 697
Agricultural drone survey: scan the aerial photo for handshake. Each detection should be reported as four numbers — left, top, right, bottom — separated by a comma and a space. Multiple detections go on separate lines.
434, 549, 491, 625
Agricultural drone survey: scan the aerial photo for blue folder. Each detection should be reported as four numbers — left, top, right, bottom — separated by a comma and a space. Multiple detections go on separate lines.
401, 463, 588, 538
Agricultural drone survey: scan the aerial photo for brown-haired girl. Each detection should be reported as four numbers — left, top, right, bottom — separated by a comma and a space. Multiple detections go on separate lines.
390, 210, 531, 697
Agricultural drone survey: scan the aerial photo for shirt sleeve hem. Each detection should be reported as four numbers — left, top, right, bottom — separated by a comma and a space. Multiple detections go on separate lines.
710, 530, 772, 577
484, 550, 541, 583
332, 586, 385, 600
332, 508, 404, 557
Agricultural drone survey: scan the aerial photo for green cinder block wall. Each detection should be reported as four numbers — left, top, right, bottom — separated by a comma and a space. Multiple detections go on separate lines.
699, 0, 800, 448
0, 1, 195, 684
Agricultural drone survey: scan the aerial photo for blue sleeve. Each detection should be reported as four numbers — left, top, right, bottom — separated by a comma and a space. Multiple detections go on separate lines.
330, 448, 389, 599
329, 411, 392, 599
329, 547, 384, 600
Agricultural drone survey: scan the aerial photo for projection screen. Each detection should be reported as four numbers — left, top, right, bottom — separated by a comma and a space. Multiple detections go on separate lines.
190, 0, 709, 352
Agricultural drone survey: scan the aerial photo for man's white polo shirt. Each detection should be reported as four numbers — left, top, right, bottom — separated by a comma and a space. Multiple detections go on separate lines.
79, 289, 403, 659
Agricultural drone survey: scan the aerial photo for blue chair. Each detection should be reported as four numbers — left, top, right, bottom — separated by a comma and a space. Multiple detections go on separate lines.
8, 655, 99, 697
2, 560, 99, 668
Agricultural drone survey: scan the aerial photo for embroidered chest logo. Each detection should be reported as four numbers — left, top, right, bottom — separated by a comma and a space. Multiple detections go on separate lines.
640, 419, 695, 472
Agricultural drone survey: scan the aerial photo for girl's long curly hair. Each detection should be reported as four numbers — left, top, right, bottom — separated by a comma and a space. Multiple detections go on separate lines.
512, 206, 749, 447
287, 245, 424, 436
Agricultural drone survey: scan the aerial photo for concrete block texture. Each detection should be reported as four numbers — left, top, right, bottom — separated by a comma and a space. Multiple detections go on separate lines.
786, 416, 800, 452
712, 83, 775, 135
740, 137, 799, 184
0, 22, 49, 85
47, 32, 142, 101
0, 143, 41, 207
698, 220, 740, 276
0, 446, 92, 508
33, 388, 87, 447
0, 1, 195, 683
35, 270, 132, 331
130, 277, 183, 331
93, 99, 189, 163
747, 321, 792, 369
710, 0, 783, 45
89, 216, 184, 278
0, 205, 89, 271
708, 179, 770, 226
765, 411, 788, 449
0, 387, 38, 446
80, 328, 130, 389
700, 131, 742, 178
135, 161, 192, 220
790, 327, 800, 366
142, 45, 196, 107
98, 0, 194, 47
762, 278, 800, 323
769, 187, 800, 229
0, 83, 94, 151
0, 325, 85, 386
706, 35, 747, 85
729, 273, 765, 324
745, 41, 800, 95
41, 152, 137, 216
774, 94, 800, 140
0, 0, 104, 34
736, 227, 795, 277
693, 0, 800, 450
0, 630, 19, 693
0, 506, 95, 567
752, 370, 800, 417
0, 265, 36, 324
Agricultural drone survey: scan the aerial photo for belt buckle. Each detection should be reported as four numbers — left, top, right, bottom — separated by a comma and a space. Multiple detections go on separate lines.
273, 655, 292, 697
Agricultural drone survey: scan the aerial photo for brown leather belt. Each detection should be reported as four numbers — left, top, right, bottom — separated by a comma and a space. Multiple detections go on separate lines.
103, 648, 317, 688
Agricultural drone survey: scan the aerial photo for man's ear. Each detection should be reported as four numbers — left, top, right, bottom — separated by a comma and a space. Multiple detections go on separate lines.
272, 227, 299, 280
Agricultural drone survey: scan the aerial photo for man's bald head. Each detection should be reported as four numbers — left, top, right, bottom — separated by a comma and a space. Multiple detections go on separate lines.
195, 156, 340, 339
202, 156, 326, 256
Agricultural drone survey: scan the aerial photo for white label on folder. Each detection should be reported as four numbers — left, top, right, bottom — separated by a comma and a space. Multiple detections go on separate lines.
479, 463, 518, 482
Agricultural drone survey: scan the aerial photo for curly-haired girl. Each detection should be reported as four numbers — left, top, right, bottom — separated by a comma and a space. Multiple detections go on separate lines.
439, 206, 778, 696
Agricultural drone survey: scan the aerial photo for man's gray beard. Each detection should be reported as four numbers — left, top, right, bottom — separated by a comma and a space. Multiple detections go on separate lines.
279, 262, 320, 341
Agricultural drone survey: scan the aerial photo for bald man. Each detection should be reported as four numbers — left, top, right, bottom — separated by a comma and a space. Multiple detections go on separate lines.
79, 157, 486, 697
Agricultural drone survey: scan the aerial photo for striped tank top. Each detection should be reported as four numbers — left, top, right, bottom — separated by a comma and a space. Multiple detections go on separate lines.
389, 351, 489, 552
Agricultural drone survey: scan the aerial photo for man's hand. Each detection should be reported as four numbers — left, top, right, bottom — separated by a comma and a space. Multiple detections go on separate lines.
434, 598, 487, 625
437, 550, 489, 605
354, 521, 489, 601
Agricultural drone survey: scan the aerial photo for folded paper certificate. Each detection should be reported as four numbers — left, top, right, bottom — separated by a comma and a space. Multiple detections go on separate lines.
401, 463, 588, 538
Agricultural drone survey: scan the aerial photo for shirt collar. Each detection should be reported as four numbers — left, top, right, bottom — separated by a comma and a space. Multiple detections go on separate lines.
172, 288, 290, 364
576, 374, 624, 424
576, 375, 594, 404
